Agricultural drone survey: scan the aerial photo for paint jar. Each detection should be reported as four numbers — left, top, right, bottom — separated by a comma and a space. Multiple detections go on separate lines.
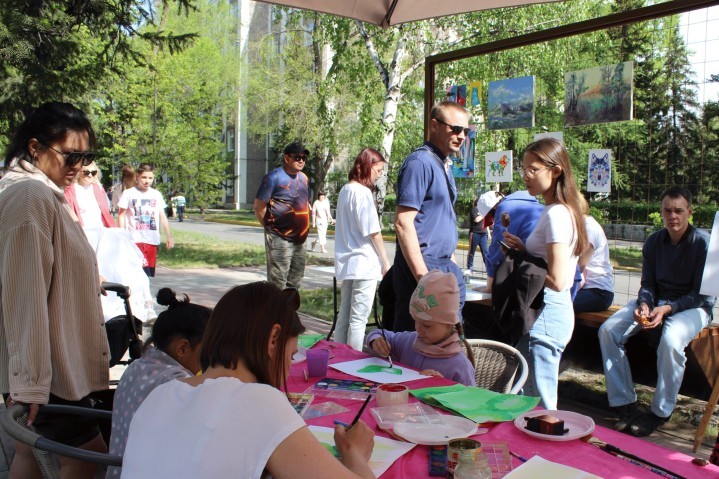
306, 348, 330, 377
376, 383, 409, 408
446, 438, 482, 479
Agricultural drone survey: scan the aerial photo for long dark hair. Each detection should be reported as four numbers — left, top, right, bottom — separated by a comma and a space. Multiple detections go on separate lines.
149, 288, 212, 354
348, 147, 386, 190
4, 102, 95, 167
200, 282, 305, 389
524, 138, 588, 256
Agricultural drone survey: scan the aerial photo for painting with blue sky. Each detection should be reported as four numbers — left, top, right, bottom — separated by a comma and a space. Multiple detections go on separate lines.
487, 76, 535, 130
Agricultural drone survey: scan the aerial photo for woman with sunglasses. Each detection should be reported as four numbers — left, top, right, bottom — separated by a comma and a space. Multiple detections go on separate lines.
64, 161, 116, 228
0, 102, 110, 478
502, 138, 587, 410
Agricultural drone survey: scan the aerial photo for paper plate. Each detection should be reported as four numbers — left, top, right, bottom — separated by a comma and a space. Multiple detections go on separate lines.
514, 410, 595, 441
393, 416, 478, 445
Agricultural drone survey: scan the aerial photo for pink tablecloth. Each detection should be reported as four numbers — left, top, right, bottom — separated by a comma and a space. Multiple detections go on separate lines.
290, 341, 717, 478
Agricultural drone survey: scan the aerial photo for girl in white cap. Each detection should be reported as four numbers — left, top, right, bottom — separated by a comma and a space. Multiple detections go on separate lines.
366, 270, 476, 386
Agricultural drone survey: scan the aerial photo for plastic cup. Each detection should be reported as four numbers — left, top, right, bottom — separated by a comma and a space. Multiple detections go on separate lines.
306, 348, 330, 377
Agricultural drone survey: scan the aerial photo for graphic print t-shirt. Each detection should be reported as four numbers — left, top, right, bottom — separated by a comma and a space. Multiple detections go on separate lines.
118, 187, 167, 245
255, 167, 309, 244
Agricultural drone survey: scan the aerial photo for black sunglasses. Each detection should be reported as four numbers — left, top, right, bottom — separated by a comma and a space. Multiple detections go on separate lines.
435, 118, 471, 136
82, 169, 99, 177
289, 154, 307, 162
47, 146, 96, 167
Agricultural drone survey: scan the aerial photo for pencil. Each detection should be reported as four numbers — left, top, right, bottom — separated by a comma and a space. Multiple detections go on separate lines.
509, 451, 528, 463
350, 395, 373, 427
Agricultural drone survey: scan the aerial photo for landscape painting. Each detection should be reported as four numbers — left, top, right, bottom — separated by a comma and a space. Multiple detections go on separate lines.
487, 76, 535, 130
565, 61, 633, 127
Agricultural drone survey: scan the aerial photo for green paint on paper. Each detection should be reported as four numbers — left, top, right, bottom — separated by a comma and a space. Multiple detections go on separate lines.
357, 365, 402, 375
321, 442, 340, 458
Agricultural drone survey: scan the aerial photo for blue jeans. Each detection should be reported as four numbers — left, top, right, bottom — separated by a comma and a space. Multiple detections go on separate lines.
517, 288, 574, 410
573, 288, 614, 314
336, 279, 377, 351
467, 232, 488, 271
598, 299, 710, 417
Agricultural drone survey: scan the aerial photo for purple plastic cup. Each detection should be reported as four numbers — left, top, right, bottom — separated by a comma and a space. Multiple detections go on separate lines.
306, 348, 330, 377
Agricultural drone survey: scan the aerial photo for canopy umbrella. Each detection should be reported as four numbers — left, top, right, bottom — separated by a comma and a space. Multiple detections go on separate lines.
253, 0, 564, 27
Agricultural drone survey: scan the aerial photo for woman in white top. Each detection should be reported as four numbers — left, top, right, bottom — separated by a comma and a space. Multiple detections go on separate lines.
574, 199, 614, 313
334, 148, 391, 350
121, 282, 375, 479
503, 138, 587, 409
310, 191, 335, 253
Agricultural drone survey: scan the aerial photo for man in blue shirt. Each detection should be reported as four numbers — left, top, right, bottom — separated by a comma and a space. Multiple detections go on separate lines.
599, 187, 714, 437
253, 142, 310, 290
393, 101, 469, 332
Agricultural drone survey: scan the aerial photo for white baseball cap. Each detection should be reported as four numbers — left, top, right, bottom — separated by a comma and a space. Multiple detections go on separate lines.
476, 191, 502, 217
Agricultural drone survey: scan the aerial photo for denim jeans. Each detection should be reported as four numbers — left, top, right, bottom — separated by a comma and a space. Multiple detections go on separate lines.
517, 288, 574, 410
598, 299, 710, 417
573, 288, 614, 314
264, 232, 306, 290
336, 279, 377, 351
466, 232, 488, 271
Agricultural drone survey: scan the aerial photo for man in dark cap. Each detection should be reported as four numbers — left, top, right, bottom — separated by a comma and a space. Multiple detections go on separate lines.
253, 141, 311, 289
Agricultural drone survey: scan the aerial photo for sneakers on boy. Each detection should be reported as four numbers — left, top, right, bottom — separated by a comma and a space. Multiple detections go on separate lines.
611, 402, 642, 432
629, 412, 670, 437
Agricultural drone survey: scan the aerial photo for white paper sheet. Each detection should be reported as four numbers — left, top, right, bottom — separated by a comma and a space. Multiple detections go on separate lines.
308, 425, 415, 477
504, 456, 604, 479
700, 211, 719, 297
330, 357, 428, 384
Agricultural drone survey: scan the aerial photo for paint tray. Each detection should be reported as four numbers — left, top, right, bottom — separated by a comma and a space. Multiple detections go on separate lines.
309, 377, 379, 401
370, 402, 442, 430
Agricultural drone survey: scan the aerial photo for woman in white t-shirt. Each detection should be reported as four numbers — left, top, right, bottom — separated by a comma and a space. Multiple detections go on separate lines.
574, 200, 614, 313
121, 283, 375, 479
334, 148, 391, 350
310, 192, 335, 253
503, 138, 587, 409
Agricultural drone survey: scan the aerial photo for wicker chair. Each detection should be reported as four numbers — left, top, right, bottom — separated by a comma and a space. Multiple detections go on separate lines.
464, 339, 528, 394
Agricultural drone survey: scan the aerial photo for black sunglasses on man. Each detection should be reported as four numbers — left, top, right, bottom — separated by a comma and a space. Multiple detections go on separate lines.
435, 119, 471, 136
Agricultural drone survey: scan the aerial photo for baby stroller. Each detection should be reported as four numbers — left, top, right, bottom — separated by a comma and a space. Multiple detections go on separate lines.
0, 282, 141, 477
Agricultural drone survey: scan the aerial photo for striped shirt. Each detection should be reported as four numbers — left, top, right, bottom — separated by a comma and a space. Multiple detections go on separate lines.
0, 162, 109, 404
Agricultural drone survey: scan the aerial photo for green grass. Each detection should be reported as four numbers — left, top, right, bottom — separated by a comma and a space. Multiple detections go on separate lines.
158, 229, 333, 268
609, 245, 643, 270
299, 287, 335, 321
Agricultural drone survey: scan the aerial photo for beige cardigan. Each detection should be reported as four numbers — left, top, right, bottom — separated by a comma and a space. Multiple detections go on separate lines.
0, 162, 109, 404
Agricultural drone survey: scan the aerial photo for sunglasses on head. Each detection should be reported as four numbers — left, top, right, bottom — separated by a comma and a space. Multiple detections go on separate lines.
47, 146, 96, 167
82, 169, 99, 177
435, 118, 471, 136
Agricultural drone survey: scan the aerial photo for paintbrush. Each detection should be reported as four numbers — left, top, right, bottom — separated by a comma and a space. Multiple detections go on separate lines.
350, 394, 373, 428
581, 435, 686, 479
376, 303, 393, 368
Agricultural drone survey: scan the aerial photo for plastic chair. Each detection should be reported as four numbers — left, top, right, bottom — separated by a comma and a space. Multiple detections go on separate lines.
464, 339, 528, 394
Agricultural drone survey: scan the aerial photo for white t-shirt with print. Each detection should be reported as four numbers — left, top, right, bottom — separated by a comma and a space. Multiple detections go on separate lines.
525, 203, 578, 291
334, 182, 382, 281
118, 187, 166, 245
120, 377, 305, 479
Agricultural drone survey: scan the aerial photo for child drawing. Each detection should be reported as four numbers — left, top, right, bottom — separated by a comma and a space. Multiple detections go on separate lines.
366, 270, 476, 386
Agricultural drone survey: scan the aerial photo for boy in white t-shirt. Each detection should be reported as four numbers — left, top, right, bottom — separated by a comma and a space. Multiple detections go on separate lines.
118, 163, 174, 276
